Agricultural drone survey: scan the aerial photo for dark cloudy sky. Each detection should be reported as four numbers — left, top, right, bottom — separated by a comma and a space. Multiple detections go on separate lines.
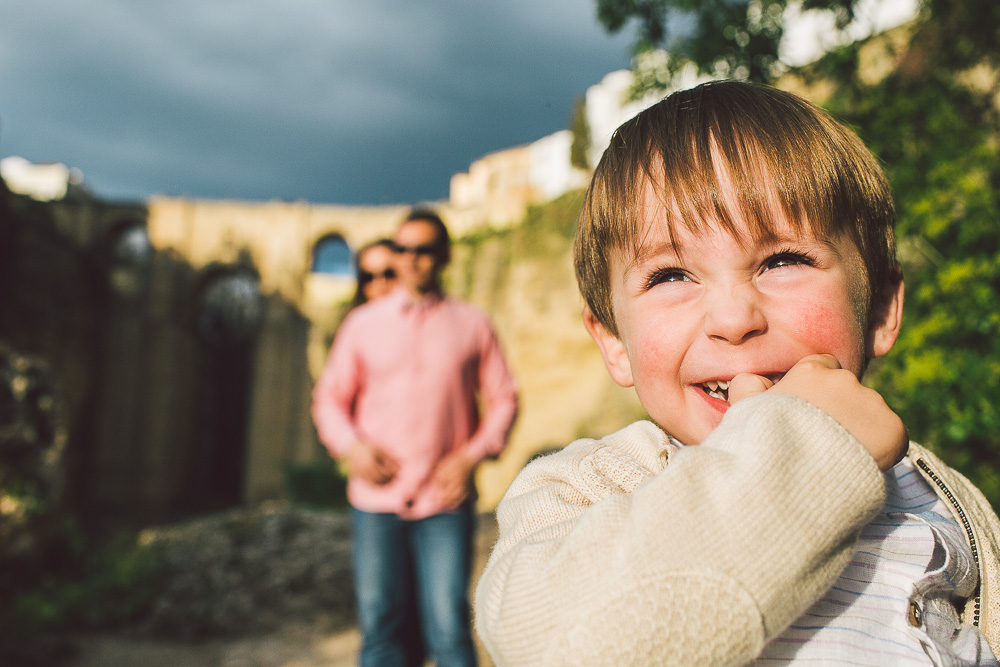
0, 1, 636, 205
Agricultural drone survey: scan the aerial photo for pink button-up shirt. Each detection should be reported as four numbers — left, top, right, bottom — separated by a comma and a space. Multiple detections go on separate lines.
311, 289, 518, 519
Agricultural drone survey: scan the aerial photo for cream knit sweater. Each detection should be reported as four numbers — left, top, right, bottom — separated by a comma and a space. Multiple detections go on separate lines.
474, 393, 1000, 666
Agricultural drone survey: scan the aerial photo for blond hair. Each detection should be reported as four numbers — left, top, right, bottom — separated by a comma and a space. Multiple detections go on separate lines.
574, 80, 898, 338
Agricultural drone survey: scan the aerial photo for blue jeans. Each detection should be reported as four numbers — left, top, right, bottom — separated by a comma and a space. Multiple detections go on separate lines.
351, 504, 477, 667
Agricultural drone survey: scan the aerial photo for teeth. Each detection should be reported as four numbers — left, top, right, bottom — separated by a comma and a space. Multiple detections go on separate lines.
702, 381, 730, 402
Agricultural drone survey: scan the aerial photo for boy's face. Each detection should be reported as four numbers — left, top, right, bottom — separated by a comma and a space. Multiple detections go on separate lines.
585, 182, 903, 446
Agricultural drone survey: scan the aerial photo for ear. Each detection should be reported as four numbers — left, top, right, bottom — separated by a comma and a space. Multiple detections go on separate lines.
867, 274, 905, 358
583, 306, 634, 388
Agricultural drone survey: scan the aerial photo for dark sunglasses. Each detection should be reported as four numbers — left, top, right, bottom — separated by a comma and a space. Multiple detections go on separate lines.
359, 268, 396, 284
392, 242, 438, 256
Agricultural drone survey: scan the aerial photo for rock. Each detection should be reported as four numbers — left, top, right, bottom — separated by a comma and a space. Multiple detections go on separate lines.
135, 503, 355, 639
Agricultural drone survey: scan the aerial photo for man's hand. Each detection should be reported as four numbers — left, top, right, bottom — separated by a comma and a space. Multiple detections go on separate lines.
729, 354, 908, 472
349, 440, 399, 485
433, 451, 476, 507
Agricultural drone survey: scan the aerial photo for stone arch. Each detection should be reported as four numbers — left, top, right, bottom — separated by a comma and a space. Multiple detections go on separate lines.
310, 233, 353, 276
195, 265, 264, 345
104, 219, 152, 299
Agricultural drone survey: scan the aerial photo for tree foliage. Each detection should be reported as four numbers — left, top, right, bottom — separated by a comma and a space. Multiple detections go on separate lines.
597, 0, 863, 85
596, 0, 1000, 506
839, 63, 1000, 505
569, 95, 592, 171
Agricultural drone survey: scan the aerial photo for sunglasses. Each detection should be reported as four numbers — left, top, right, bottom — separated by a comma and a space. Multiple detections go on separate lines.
359, 268, 396, 284
392, 242, 438, 256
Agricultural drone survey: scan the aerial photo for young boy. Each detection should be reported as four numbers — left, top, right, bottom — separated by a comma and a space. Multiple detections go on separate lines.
474, 81, 1000, 665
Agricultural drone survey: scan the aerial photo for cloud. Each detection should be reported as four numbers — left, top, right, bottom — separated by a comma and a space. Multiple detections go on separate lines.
0, 0, 632, 203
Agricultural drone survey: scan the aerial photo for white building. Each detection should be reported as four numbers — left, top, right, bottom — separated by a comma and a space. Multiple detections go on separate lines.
0, 155, 82, 201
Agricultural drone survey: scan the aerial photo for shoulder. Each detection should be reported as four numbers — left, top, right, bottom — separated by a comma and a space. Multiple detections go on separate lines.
343, 292, 401, 324
905, 440, 1000, 554
333, 297, 401, 349
438, 297, 500, 338
907, 441, 996, 516
440, 296, 491, 322
512, 421, 671, 502
907, 441, 973, 490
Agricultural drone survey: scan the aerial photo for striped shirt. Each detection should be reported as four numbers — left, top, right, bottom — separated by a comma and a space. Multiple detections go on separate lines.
755, 457, 998, 665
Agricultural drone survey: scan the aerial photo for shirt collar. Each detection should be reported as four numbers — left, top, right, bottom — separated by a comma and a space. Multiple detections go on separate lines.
388, 287, 444, 312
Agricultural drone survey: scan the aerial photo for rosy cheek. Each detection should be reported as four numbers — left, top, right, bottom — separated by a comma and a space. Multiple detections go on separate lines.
785, 301, 865, 371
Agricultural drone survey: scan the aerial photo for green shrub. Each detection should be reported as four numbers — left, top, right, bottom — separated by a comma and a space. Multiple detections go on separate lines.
282, 458, 349, 510
1, 520, 166, 663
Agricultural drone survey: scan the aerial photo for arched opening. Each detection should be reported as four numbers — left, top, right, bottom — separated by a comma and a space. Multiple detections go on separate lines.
190, 267, 263, 512
106, 222, 152, 298
311, 234, 353, 276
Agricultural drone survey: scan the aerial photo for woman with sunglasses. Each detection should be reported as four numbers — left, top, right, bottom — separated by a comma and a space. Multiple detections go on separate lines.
350, 238, 398, 309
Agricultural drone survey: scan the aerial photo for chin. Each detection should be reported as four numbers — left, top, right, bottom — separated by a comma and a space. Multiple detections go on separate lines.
688, 411, 727, 446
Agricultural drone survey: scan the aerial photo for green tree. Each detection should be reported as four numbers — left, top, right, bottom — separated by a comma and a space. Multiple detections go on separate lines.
596, 0, 860, 85
838, 66, 1000, 505
596, 0, 1000, 506
569, 95, 592, 171
789, 6, 1000, 507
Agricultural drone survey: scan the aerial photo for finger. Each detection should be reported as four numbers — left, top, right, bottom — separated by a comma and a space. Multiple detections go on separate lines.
728, 373, 775, 403
792, 353, 842, 371
372, 450, 399, 474
379, 452, 400, 473
371, 458, 395, 482
439, 485, 467, 507
361, 467, 389, 485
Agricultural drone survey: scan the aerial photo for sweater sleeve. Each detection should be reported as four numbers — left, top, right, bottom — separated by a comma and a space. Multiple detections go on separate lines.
474, 393, 886, 666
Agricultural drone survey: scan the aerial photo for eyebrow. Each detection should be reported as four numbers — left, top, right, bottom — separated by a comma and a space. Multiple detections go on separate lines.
626, 224, 848, 273
630, 239, 679, 268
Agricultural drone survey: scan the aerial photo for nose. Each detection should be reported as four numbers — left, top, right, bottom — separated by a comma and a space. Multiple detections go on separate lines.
703, 283, 767, 345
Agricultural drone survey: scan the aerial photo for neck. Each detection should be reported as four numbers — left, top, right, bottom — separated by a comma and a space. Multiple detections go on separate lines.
405, 282, 442, 300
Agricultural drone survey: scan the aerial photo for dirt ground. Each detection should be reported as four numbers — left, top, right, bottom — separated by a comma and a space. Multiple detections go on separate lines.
66, 515, 498, 667
67, 623, 365, 667
68, 610, 496, 667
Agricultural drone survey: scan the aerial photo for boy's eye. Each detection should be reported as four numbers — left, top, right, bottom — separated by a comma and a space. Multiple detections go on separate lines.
763, 251, 815, 271
644, 268, 690, 289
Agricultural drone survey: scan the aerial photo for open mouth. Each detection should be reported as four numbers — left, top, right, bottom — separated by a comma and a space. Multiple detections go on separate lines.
701, 380, 730, 402
699, 373, 786, 403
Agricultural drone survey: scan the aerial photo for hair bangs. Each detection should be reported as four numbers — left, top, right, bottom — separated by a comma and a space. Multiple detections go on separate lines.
632, 87, 859, 265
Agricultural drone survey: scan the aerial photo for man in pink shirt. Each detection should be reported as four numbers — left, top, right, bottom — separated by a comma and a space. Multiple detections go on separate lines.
312, 209, 518, 667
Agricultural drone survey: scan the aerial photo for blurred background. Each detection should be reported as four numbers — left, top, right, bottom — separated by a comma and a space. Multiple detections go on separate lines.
2, 0, 998, 663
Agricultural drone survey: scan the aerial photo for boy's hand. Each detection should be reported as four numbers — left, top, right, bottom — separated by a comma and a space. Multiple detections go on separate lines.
729, 354, 908, 472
